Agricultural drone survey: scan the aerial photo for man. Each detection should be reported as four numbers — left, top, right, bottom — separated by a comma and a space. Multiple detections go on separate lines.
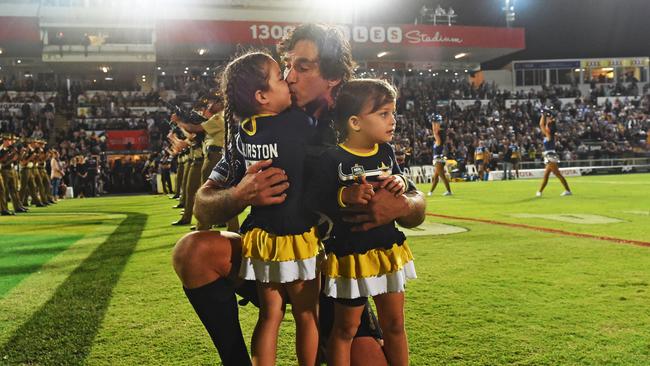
0, 136, 13, 216
159, 151, 173, 195
20, 139, 45, 207
171, 121, 203, 226
172, 24, 426, 365
172, 92, 237, 231
168, 132, 189, 206
0, 135, 27, 213
501, 138, 513, 180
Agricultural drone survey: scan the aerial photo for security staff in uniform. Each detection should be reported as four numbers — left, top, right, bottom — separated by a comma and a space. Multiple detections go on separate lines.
20, 139, 45, 207
169, 133, 190, 208
35, 140, 55, 204
160, 150, 174, 195
167, 130, 186, 200
0, 135, 27, 213
172, 92, 238, 231
0, 135, 15, 215
172, 111, 205, 226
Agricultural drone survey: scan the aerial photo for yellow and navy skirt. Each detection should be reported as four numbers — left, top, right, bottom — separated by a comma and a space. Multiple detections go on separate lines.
324, 242, 416, 299
239, 226, 323, 283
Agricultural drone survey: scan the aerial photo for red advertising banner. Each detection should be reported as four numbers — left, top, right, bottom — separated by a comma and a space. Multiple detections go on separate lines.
157, 20, 524, 49
0, 17, 40, 43
106, 130, 150, 151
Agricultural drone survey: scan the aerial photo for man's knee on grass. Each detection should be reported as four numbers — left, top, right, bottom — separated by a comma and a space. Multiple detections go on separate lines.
172, 231, 241, 287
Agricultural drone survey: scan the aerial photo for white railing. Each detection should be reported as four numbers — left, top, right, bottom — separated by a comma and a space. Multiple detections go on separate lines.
517, 157, 650, 170
404, 157, 650, 183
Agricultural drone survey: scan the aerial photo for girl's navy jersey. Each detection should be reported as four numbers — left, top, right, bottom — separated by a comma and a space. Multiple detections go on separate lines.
307, 143, 407, 258
232, 108, 319, 235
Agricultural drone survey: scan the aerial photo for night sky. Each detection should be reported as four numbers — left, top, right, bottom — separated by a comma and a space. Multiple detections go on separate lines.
355, 0, 650, 68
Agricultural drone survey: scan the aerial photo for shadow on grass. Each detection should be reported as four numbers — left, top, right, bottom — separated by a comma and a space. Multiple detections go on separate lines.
3, 245, 72, 256
0, 212, 147, 365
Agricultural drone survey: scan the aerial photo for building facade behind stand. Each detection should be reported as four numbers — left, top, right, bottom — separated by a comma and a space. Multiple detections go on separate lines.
0, 0, 647, 190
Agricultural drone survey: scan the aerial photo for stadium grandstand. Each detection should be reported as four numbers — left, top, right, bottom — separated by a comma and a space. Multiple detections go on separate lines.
1, 0, 648, 196
1, 1, 649, 365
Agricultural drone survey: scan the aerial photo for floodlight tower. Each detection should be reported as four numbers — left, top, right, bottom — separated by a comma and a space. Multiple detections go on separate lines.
504, 0, 516, 27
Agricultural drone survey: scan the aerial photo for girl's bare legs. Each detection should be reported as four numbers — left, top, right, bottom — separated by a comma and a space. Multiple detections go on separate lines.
251, 282, 286, 366
286, 277, 320, 366
373, 292, 408, 366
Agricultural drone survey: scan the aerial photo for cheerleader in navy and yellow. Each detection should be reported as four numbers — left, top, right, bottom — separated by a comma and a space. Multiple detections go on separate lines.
536, 110, 572, 197
220, 51, 321, 366
427, 114, 452, 196
474, 141, 489, 181
308, 79, 415, 366
509, 140, 521, 179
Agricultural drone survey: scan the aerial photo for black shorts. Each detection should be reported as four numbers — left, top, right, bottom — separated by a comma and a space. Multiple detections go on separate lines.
319, 295, 383, 341
234, 280, 259, 307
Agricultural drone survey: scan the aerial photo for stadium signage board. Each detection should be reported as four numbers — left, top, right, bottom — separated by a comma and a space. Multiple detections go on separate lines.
159, 20, 524, 49
580, 58, 649, 68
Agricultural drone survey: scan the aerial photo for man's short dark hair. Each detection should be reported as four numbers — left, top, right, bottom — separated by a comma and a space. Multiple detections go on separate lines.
277, 23, 355, 87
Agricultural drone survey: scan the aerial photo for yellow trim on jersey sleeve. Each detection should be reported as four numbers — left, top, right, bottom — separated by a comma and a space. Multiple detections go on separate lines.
240, 114, 274, 136
325, 242, 414, 279
338, 143, 379, 157
337, 186, 347, 208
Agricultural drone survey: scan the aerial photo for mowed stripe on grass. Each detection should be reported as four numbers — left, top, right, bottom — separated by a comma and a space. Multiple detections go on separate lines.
0, 174, 648, 365
426, 212, 650, 247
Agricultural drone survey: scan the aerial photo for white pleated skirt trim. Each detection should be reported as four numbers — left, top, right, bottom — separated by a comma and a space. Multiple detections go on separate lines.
324, 260, 417, 299
239, 255, 319, 283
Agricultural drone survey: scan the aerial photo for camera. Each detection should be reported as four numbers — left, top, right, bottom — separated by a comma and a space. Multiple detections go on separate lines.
160, 99, 207, 125
165, 120, 186, 140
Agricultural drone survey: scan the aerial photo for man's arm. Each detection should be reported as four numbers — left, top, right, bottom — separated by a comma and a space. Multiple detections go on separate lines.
396, 190, 426, 228
193, 159, 290, 227
343, 188, 426, 232
193, 179, 248, 226
177, 120, 205, 134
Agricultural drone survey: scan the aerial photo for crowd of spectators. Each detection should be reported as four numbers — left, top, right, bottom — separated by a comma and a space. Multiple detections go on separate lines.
2, 71, 649, 195
392, 74, 650, 175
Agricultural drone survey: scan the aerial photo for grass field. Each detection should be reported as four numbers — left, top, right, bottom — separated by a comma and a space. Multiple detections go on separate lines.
1, 173, 649, 365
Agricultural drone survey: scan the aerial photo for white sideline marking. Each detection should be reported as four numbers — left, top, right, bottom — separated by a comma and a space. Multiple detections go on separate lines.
622, 210, 650, 216
401, 222, 467, 236
577, 181, 650, 185
511, 213, 623, 224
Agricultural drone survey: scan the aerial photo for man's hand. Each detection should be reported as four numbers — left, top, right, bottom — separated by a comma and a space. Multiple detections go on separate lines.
343, 186, 426, 232
232, 159, 289, 206
342, 188, 409, 232
377, 174, 405, 196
